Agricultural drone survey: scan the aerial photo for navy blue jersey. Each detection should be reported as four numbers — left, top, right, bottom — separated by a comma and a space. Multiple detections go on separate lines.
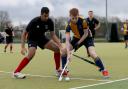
26, 16, 54, 41
86, 17, 99, 31
5, 27, 13, 36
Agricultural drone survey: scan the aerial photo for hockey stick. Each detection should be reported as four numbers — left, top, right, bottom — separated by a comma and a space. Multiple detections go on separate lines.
73, 54, 96, 66
58, 51, 73, 81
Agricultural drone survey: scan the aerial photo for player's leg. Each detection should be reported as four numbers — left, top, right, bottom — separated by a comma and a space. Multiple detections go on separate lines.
126, 40, 128, 48
13, 41, 37, 79
10, 43, 13, 53
85, 37, 109, 78
43, 39, 69, 78
37, 37, 62, 77
43, 39, 61, 70
124, 35, 128, 48
4, 43, 8, 52
124, 35, 127, 48
88, 46, 109, 78
86, 48, 90, 57
4, 36, 11, 52
10, 37, 13, 53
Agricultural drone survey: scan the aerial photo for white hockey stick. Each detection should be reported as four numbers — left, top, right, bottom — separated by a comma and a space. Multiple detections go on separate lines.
58, 50, 73, 81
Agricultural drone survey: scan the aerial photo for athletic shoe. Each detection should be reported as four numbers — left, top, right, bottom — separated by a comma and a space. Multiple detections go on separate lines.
64, 76, 70, 81
63, 70, 70, 81
56, 69, 69, 77
101, 70, 110, 78
13, 72, 26, 79
56, 69, 62, 77
62, 70, 69, 77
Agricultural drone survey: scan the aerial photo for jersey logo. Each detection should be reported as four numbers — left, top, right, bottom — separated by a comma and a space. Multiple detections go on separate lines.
37, 25, 40, 28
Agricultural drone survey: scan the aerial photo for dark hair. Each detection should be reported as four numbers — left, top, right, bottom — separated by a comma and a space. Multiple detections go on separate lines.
70, 8, 79, 16
41, 7, 49, 15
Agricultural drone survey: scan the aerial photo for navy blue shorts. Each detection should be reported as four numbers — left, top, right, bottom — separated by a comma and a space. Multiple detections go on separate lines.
124, 35, 128, 41
28, 36, 50, 49
71, 37, 94, 50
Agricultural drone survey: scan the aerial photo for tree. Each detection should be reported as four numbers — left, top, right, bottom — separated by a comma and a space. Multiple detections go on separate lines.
0, 11, 10, 31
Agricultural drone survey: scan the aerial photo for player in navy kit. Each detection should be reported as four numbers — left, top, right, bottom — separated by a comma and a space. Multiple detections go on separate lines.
13, 7, 68, 79
86, 11, 100, 38
86, 11, 100, 57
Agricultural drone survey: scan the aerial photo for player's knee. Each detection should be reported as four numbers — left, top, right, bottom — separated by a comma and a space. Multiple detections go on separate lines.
89, 51, 97, 59
26, 55, 34, 61
61, 48, 67, 56
26, 52, 36, 60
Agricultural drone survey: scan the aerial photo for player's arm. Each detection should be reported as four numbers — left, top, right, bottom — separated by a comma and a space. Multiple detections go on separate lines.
95, 22, 100, 30
12, 28, 15, 36
65, 24, 72, 59
50, 31, 62, 49
21, 30, 28, 55
77, 29, 88, 45
12, 31, 15, 36
77, 20, 88, 45
66, 32, 73, 61
66, 32, 71, 53
21, 20, 33, 55
49, 19, 63, 49
5, 29, 9, 36
94, 19, 100, 30
21, 30, 28, 49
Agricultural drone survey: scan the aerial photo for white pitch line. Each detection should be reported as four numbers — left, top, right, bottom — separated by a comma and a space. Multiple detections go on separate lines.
70, 77, 128, 89
70, 78, 110, 82
0, 70, 110, 82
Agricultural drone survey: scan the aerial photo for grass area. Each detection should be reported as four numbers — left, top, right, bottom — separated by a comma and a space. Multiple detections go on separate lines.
0, 43, 128, 89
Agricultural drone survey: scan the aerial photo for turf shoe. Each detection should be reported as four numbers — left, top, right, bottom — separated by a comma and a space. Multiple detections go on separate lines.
101, 70, 110, 78
13, 72, 26, 79
56, 69, 62, 77
56, 69, 69, 77
63, 70, 70, 81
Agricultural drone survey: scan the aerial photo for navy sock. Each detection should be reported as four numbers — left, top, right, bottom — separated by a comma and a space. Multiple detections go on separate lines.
125, 44, 128, 48
94, 57, 105, 71
61, 56, 67, 69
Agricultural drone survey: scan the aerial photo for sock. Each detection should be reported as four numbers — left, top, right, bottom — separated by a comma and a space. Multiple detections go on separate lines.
94, 57, 105, 71
61, 56, 67, 69
125, 43, 127, 48
14, 57, 30, 73
54, 52, 60, 70
4, 45, 7, 51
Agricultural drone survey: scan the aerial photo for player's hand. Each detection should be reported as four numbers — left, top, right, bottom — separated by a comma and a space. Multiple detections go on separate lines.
74, 43, 79, 52
21, 47, 27, 55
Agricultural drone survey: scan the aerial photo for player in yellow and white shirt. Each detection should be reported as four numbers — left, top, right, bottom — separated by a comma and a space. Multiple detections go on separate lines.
121, 19, 128, 48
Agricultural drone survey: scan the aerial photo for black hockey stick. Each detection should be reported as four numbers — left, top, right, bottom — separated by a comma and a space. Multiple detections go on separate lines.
73, 54, 96, 66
